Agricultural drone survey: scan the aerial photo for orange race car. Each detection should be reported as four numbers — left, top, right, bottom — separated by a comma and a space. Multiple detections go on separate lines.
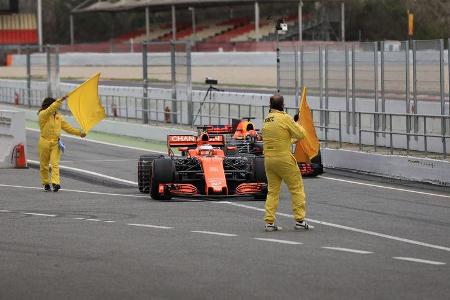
137, 132, 267, 200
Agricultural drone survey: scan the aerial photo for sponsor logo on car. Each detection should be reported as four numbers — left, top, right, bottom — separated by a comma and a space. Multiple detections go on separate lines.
169, 135, 196, 142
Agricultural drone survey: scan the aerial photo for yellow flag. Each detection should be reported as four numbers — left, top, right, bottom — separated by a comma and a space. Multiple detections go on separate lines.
294, 87, 320, 162
67, 73, 106, 134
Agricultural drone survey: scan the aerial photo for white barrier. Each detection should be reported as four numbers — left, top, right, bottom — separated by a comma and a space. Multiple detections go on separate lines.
322, 148, 450, 186
0, 110, 26, 168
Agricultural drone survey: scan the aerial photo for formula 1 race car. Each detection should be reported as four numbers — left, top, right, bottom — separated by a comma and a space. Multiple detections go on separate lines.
202, 118, 323, 176
198, 119, 263, 156
138, 132, 267, 200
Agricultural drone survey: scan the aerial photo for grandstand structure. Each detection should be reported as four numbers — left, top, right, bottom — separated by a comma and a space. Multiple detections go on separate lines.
0, 0, 37, 45
71, 0, 345, 46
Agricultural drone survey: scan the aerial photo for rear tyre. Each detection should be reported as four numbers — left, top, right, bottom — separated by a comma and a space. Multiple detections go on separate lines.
310, 150, 324, 175
252, 157, 267, 183
138, 154, 163, 193
252, 157, 267, 200
150, 158, 175, 200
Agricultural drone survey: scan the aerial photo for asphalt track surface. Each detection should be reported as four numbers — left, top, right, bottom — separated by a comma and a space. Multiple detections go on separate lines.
1, 130, 450, 299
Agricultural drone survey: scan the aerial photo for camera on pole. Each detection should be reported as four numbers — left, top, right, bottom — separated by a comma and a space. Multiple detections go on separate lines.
276, 19, 288, 34
192, 77, 224, 125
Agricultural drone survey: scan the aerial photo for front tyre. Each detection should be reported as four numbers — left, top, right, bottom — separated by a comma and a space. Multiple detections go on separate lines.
150, 158, 175, 200
138, 154, 163, 193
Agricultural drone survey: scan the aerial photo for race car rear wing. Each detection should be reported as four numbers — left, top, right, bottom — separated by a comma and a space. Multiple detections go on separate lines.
197, 125, 234, 135
167, 135, 225, 148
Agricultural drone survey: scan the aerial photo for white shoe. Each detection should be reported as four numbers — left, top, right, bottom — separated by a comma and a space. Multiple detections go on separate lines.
294, 220, 309, 230
265, 223, 282, 232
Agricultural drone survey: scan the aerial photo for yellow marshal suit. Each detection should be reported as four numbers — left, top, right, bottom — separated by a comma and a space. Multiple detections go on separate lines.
38, 99, 82, 185
262, 109, 307, 224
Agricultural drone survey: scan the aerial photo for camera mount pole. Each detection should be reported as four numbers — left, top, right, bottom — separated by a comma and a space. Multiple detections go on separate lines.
276, 26, 280, 93
192, 84, 223, 125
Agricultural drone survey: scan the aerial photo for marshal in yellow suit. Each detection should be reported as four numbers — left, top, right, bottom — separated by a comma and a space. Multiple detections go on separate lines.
38, 96, 85, 191
262, 95, 307, 230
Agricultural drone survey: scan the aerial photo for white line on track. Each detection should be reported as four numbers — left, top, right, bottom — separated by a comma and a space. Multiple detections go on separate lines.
321, 246, 373, 254
27, 160, 138, 187
26, 127, 166, 154
0, 210, 11, 213
24, 212, 56, 217
253, 238, 302, 245
85, 219, 102, 222
73, 217, 85, 220
127, 223, 173, 230
60, 159, 136, 163
393, 257, 446, 265
220, 201, 450, 253
318, 175, 450, 199
0, 183, 148, 199
191, 230, 238, 237
103, 220, 116, 223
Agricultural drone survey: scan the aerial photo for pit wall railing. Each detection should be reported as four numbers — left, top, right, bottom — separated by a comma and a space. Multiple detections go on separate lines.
1, 81, 448, 160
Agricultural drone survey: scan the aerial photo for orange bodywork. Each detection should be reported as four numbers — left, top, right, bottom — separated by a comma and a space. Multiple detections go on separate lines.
188, 147, 228, 195
233, 121, 256, 139
164, 132, 266, 197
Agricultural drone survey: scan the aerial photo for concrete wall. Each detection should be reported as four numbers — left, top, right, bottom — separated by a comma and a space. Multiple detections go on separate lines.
322, 148, 450, 186
8, 50, 449, 67
11, 52, 276, 67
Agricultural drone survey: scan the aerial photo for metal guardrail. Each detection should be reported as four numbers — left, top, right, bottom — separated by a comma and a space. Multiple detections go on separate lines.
358, 112, 449, 159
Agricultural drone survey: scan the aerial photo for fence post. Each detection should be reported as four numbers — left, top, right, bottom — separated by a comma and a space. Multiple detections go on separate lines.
26, 46, 31, 108
358, 112, 362, 151
374, 41, 379, 133
46, 46, 52, 97
294, 44, 299, 107
412, 39, 417, 134
324, 44, 329, 118
351, 44, 356, 134
439, 39, 446, 159
276, 44, 280, 92
142, 43, 149, 124
345, 44, 350, 134
406, 40, 412, 153
52, 46, 60, 97
319, 44, 324, 131
300, 44, 304, 90
389, 114, 393, 154
448, 38, 450, 132
338, 111, 342, 148
170, 41, 178, 124
380, 41, 386, 135
186, 42, 193, 125
448, 38, 450, 133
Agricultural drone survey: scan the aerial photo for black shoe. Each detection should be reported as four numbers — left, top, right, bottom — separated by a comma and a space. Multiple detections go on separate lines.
52, 184, 61, 192
44, 184, 51, 191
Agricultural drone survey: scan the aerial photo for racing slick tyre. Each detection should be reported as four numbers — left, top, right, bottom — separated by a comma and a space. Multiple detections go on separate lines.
150, 158, 175, 201
310, 150, 324, 175
252, 157, 267, 183
138, 155, 163, 193
252, 157, 267, 200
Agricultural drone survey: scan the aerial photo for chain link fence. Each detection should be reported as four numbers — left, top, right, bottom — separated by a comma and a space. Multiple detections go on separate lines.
1, 39, 449, 159
142, 41, 192, 125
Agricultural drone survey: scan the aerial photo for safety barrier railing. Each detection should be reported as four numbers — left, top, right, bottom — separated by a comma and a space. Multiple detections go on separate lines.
1, 83, 449, 160
358, 112, 449, 159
